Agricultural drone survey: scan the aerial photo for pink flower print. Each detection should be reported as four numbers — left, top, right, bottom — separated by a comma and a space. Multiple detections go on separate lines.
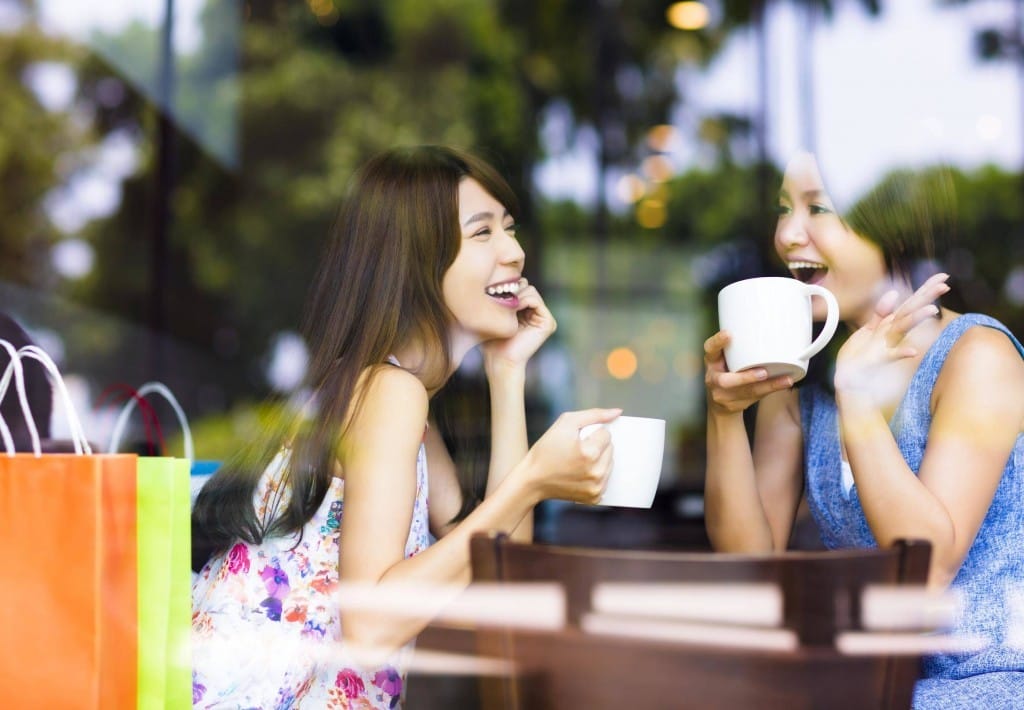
226, 543, 250, 574
336, 669, 366, 699
372, 667, 402, 706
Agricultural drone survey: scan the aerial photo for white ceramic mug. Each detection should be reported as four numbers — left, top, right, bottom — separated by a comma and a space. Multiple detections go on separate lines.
580, 415, 665, 508
717, 277, 840, 381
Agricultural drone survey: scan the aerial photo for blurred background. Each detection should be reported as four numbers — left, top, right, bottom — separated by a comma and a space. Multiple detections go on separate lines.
3, 0, 1024, 549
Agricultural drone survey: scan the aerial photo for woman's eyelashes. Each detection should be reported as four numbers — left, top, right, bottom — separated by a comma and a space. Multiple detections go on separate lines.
471, 222, 517, 240
775, 202, 833, 217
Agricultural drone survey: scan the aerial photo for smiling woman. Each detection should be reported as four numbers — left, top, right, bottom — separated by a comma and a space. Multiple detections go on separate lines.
442, 176, 527, 350
189, 145, 621, 709
703, 152, 1024, 708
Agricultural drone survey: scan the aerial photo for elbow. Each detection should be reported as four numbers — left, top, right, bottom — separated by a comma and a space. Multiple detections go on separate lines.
704, 507, 775, 554
882, 517, 958, 589
341, 612, 408, 663
929, 522, 963, 590
706, 524, 775, 554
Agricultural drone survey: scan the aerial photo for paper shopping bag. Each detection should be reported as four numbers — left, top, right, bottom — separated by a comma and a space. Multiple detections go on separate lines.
0, 452, 139, 708
101, 453, 140, 707
136, 455, 192, 710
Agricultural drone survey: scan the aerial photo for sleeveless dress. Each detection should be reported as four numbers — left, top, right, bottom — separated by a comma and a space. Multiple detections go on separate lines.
799, 314, 1024, 709
191, 392, 431, 708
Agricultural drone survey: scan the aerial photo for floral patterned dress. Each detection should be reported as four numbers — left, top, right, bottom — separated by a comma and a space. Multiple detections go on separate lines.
191, 436, 431, 709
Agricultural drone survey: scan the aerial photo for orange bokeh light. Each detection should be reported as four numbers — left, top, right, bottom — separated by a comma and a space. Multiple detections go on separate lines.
607, 347, 638, 380
666, 2, 710, 31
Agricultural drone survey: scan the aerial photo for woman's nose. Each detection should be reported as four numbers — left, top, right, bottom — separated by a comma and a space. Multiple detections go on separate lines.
502, 231, 525, 267
776, 216, 809, 249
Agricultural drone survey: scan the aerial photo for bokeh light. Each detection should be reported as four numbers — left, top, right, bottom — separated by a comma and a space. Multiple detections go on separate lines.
642, 154, 675, 182
647, 124, 680, 152
607, 347, 638, 380
616, 174, 646, 204
666, 2, 710, 31
636, 199, 667, 229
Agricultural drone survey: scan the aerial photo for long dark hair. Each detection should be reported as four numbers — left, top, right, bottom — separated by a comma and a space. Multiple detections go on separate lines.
192, 146, 518, 568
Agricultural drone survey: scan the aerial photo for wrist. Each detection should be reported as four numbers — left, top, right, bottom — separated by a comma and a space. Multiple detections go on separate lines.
707, 406, 744, 427
485, 359, 527, 386
511, 451, 544, 508
834, 383, 877, 410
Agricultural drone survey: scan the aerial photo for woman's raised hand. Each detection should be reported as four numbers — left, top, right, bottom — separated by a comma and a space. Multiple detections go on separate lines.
482, 279, 556, 373
834, 273, 951, 398
704, 331, 793, 416
521, 408, 621, 504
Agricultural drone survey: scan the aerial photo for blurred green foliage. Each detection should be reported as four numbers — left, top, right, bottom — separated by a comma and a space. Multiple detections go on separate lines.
2, 0, 1023, 437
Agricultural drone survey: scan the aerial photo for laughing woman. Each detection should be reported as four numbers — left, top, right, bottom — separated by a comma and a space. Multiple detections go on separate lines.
703, 152, 1024, 707
191, 146, 619, 709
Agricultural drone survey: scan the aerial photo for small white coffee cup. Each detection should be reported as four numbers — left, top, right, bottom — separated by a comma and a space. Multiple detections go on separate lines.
580, 415, 665, 508
718, 277, 839, 382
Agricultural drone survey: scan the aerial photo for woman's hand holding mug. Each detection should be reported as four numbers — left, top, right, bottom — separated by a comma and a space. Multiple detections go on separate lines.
521, 408, 620, 504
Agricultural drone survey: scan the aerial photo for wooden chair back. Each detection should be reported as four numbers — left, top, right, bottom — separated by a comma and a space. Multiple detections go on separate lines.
469, 533, 932, 710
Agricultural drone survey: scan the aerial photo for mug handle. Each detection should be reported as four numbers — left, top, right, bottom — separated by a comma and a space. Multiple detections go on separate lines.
799, 284, 840, 360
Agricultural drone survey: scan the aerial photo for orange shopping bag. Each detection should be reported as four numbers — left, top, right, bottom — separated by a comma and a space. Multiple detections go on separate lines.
0, 343, 138, 708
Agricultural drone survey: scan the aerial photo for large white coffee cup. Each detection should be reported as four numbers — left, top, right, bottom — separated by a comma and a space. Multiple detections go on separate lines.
718, 277, 840, 381
580, 416, 665, 508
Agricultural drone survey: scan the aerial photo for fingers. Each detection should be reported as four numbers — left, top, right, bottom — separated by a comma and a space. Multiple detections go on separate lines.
706, 375, 792, 414
516, 282, 541, 310
871, 289, 900, 324
885, 304, 939, 347
710, 366, 770, 388
703, 331, 730, 363
574, 438, 614, 505
564, 407, 622, 429
516, 281, 557, 332
893, 273, 950, 319
578, 425, 611, 453
592, 443, 614, 498
880, 274, 949, 346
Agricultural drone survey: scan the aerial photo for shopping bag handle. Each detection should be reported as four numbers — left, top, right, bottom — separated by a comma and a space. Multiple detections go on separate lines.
0, 343, 91, 455
98, 384, 165, 456
0, 339, 37, 455
17, 345, 91, 455
108, 382, 194, 460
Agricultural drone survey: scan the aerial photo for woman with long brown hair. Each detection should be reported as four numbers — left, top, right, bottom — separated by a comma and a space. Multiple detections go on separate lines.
191, 145, 619, 708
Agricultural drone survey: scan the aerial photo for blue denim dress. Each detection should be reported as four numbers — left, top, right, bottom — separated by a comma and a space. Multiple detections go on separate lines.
799, 314, 1024, 709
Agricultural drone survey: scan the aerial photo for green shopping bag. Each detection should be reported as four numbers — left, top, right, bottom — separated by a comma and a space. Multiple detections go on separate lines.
107, 383, 194, 710
136, 455, 192, 710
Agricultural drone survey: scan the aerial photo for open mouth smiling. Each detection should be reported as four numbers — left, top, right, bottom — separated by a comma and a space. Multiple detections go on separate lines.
485, 279, 521, 307
788, 260, 828, 285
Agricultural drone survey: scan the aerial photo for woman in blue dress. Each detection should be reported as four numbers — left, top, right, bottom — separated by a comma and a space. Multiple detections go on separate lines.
703, 151, 1024, 708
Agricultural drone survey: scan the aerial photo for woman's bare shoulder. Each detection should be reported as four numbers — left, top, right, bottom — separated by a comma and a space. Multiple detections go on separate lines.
342, 364, 429, 447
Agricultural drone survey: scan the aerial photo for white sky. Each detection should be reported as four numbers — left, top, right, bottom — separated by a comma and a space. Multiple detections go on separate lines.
37, 0, 205, 54
537, 0, 1023, 209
